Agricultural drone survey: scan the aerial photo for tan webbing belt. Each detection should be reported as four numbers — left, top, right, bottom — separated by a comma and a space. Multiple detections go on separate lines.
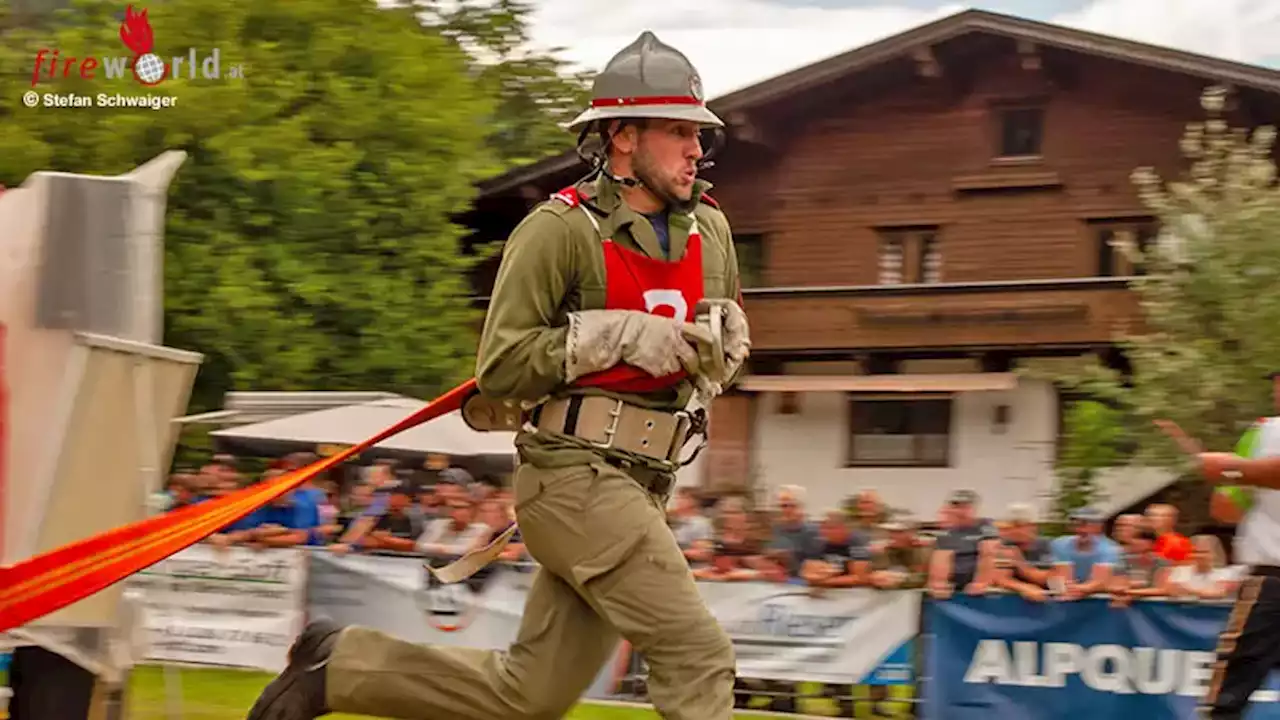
431, 396, 701, 585
427, 523, 520, 584
535, 395, 694, 465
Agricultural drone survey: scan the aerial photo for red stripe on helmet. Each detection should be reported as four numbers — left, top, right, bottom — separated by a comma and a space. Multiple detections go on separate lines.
591, 95, 702, 108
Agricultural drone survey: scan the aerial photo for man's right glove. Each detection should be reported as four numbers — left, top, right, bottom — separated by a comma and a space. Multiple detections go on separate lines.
564, 309, 716, 382
687, 298, 751, 401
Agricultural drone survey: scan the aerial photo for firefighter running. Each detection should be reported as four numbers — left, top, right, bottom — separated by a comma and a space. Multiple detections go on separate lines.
244, 30, 749, 720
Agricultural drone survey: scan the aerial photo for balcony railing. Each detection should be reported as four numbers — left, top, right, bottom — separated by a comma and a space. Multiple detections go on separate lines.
740, 277, 1140, 351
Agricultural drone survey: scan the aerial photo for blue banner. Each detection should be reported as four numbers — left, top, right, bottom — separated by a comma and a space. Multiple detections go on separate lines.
923, 594, 1280, 719
864, 640, 915, 686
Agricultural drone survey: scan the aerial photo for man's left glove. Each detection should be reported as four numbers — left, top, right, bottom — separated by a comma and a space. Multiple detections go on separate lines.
689, 298, 751, 401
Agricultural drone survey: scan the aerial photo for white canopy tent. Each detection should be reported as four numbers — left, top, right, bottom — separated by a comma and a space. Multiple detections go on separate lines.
208, 397, 517, 468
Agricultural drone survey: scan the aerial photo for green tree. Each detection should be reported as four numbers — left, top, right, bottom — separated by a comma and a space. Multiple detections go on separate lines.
410, 0, 593, 169
1046, 85, 1280, 495
0, 0, 498, 411
1050, 400, 1127, 526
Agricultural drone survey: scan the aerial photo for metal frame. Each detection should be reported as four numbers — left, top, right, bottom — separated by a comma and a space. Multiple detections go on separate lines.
22, 341, 89, 563
18, 332, 202, 563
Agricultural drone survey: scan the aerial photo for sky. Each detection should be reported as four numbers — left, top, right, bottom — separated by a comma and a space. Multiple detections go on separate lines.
524, 0, 1280, 100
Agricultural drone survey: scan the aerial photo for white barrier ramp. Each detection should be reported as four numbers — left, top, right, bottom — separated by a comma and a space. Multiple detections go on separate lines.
0, 152, 204, 712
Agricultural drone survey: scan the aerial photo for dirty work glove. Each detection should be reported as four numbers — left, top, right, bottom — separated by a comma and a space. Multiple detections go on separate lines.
564, 309, 716, 382
688, 299, 752, 400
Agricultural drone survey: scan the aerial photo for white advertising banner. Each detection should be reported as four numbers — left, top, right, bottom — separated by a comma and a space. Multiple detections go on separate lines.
305, 553, 629, 698
127, 545, 307, 672
697, 582, 919, 684
305, 552, 533, 649
305, 553, 918, 687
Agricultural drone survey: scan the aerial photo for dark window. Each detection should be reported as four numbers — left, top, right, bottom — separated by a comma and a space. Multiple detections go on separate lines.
735, 233, 766, 289
1094, 220, 1158, 276
999, 107, 1044, 158
846, 396, 952, 467
1096, 229, 1116, 277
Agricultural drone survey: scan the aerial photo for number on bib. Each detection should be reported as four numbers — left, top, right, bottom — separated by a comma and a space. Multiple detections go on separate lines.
642, 289, 688, 321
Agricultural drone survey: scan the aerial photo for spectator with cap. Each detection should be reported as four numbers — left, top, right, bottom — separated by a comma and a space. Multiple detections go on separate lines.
418, 467, 478, 527
993, 503, 1054, 602
435, 467, 474, 500
1051, 507, 1122, 600
927, 490, 999, 598
870, 520, 931, 590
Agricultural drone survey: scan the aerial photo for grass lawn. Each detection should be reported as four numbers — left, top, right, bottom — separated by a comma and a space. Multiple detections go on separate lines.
124, 665, 778, 719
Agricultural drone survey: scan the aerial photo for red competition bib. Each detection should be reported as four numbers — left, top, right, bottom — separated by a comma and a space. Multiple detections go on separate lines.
551, 187, 705, 394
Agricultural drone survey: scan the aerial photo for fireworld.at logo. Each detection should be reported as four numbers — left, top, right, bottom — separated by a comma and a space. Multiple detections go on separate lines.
29, 4, 245, 87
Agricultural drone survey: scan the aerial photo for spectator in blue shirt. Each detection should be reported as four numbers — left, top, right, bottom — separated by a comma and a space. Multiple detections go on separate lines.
209, 471, 328, 548
1050, 507, 1122, 600
280, 452, 327, 527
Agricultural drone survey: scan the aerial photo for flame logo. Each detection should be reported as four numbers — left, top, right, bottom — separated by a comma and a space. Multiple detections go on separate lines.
118, 4, 166, 86
119, 5, 154, 55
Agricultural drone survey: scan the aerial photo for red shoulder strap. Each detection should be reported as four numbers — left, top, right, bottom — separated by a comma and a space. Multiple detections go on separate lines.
550, 187, 582, 208
699, 193, 719, 208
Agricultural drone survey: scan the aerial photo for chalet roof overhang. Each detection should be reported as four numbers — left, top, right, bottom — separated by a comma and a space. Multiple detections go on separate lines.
476, 8, 1280, 198
738, 372, 1018, 393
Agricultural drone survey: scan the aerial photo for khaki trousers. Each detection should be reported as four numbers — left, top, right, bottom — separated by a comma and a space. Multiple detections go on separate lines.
323, 461, 737, 719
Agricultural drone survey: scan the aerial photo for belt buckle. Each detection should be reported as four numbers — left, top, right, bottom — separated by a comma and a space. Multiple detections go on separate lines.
668, 409, 707, 467
666, 411, 692, 463
588, 398, 626, 450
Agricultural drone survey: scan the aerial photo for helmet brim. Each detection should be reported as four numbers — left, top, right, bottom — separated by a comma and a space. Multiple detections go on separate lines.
566, 104, 725, 133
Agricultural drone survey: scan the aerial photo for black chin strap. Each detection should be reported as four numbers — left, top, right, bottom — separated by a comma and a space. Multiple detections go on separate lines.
575, 122, 724, 189
575, 125, 642, 189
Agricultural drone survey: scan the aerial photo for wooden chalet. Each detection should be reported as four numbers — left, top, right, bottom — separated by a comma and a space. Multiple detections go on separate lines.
459, 9, 1280, 520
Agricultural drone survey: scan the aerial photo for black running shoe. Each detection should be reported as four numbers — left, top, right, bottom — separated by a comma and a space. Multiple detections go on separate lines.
244, 619, 343, 720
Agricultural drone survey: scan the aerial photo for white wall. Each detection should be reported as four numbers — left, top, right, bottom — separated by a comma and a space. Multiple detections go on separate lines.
751, 379, 1062, 521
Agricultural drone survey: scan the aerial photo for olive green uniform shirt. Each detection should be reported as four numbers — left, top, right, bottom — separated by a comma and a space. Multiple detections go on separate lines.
872, 543, 932, 589
475, 175, 742, 468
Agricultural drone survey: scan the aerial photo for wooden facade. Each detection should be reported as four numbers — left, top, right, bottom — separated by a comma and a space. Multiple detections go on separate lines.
460, 11, 1280, 506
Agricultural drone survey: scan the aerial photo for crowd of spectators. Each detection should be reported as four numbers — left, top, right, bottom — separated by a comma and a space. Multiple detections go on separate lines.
161, 451, 1245, 603
672, 484, 1243, 604
158, 452, 526, 567
158, 452, 1243, 718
